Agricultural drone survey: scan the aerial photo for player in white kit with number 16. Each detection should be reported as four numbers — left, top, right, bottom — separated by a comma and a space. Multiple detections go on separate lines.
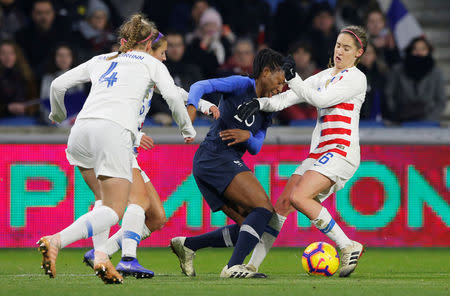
37, 14, 195, 284
238, 25, 368, 277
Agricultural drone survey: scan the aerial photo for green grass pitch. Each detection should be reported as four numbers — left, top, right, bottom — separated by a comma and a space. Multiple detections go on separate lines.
0, 248, 449, 296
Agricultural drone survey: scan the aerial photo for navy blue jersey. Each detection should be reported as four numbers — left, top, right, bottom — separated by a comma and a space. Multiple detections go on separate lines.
188, 76, 272, 158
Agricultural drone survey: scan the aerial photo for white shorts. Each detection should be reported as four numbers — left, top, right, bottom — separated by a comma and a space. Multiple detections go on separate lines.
293, 154, 358, 202
66, 119, 134, 182
131, 157, 150, 183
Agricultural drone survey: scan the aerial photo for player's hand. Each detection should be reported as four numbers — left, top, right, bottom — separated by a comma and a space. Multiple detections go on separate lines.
282, 55, 296, 81
139, 135, 154, 150
184, 137, 194, 144
220, 129, 251, 146
187, 104, 197, 123
208, 105, 220, 119
236, 99, 260, 121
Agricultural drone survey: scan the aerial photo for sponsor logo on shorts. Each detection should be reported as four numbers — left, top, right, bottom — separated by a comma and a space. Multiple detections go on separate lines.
233, 160, 243, 167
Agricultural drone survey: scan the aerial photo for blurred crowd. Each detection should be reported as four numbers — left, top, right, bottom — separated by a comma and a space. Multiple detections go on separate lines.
0, 0, 447, 126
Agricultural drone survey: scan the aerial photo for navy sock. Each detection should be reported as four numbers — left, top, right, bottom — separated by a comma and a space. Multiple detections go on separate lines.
184, 224, 240, 251
227, 207, 273, 268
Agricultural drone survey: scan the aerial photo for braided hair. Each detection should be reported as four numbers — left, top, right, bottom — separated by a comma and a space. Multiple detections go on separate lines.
108, 14, 159, 60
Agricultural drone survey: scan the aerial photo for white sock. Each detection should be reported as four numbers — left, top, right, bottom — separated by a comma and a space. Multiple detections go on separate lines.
121, 204, 145, 258
311, 207, 352, 249
91, 200, 110, 251
59, 206, 118, 250
141, 224, 152, 241
105, 228, 123, 256
248, 213, 287, 269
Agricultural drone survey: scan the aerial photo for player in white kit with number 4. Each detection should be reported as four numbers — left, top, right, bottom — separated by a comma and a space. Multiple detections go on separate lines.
37, 14, 196, 284
82, 30, 218, 279
237, 25, 368, 277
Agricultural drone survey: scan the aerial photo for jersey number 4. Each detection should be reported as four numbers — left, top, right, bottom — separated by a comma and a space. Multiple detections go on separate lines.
99, 62, 118, 87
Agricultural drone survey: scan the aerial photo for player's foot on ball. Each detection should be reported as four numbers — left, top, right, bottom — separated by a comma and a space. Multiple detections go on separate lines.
83, 249, 95, 269
339, 241, 364, 277
170, 237, 196, 277
220, 264, 267, 278
116, 257, 154, 279
37, 235, 60, 278
94, 260, 123, 284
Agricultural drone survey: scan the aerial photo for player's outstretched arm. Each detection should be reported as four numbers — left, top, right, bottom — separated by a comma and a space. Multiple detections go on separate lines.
287, 72, 366, 108
152, 63, 196, 140
49, 61, 91, 123
237, 90, 302, 121
178, 87, 220, 120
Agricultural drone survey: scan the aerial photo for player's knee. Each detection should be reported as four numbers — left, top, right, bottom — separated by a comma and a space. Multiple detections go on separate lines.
146, 209, 167, 232
128, 194, 151, 211
274, 195, 294, 216
289, 188, 308, 211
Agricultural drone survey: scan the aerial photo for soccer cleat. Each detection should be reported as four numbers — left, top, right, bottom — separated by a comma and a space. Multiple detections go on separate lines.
94, 260, 123, 284
116, 258, 154, 279
170, 237, 196, 277
245, 263, 258, 273
37, 236, 59, 278
220, 264, 267, 278
83, 249, 95, 269
339, 241, 364, 277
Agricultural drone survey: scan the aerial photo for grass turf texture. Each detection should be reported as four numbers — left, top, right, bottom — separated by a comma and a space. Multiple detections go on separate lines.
0, 248, 449, 296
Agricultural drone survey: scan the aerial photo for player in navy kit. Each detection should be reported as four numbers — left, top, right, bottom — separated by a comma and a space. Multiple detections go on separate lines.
170, 49, 285, 278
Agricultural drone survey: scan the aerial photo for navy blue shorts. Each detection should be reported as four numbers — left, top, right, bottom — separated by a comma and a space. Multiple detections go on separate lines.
193, 146, 251, 212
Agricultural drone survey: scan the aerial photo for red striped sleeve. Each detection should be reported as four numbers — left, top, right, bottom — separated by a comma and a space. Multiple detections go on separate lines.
328, 103, 354, 110
308, 148, 347, 159
321, 115, 351, 124
317, 138, 351, 148
321, 128, 352, 136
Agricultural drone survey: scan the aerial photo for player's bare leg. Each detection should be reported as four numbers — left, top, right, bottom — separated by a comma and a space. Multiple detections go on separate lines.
289, 170, 363, 277
247, 175, 300, 272
143, 181, 166, 233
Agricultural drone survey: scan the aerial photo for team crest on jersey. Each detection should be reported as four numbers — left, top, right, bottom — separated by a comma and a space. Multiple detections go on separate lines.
325, 69, 349, 88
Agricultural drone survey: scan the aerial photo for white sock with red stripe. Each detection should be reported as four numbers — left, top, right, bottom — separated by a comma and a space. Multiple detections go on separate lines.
311, 207, 352, 249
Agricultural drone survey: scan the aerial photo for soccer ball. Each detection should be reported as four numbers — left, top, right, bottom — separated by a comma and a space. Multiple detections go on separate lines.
301, 242, 340, 276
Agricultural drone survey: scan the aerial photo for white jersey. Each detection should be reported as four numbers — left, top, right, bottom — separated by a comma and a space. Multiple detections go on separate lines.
135, 86, 214, 145
49, 51, 196, 144
258, 66, 366, 166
